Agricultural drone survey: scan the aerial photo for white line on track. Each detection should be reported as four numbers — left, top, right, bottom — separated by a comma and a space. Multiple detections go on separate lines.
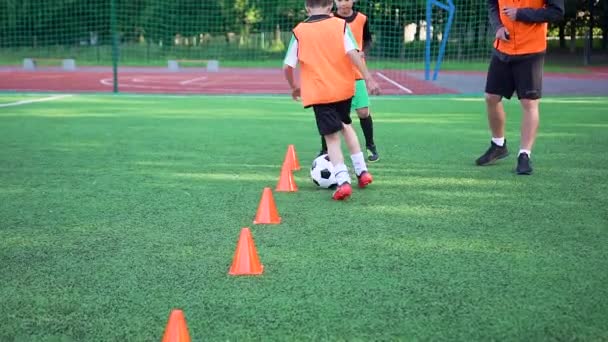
179, 76, 208, 85
376, 72, 414, 94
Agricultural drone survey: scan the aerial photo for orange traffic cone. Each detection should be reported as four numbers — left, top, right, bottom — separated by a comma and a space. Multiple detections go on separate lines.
283, 144, 300, 171
276, 164, 298, 192
228, 227, 264, 275
161, 310, 191, 342
253, 187, 281, 224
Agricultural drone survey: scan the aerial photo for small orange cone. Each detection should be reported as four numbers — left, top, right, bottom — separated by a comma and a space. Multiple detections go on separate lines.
161, 310, 191, 342
276, 164, 298, 192
253, 187, 281, 224
229, 227, 264, 275
283, 144, 301, 171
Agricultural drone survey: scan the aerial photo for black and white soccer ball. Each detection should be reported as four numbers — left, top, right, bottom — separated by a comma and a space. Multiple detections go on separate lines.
310, 154, 338, 189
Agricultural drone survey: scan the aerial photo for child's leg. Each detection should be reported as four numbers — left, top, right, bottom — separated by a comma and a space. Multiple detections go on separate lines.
313, 102, 352, 187
342, 123, 361, 154
319, 136, 328, 154
342, 123, 373, 187
325, 131, 344, 165
342, 124, 367, 175
353, 79, 379, 162
325, 131, 351, 186
351, 80, 374, 147
357, 107, 375, 147
335, 98, 370, 178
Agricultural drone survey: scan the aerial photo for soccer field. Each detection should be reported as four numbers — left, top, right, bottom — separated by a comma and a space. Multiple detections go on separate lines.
1, 94, 607, 341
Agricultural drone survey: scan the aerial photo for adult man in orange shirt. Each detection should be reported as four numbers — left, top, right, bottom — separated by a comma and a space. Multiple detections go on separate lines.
476, 0, 564, 175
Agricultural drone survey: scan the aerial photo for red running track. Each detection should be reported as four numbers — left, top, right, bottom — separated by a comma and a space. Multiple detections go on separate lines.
0, 67, 458, 95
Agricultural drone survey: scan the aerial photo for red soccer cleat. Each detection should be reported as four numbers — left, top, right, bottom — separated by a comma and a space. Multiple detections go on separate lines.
332, 182, 352, 201
357, 171, 373, 188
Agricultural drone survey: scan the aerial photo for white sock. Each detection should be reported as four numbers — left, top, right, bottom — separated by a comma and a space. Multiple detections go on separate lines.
492, 137, 505, 147
350, 152, 368, 176
518, 149, 531, 157
334, 163, 351, 185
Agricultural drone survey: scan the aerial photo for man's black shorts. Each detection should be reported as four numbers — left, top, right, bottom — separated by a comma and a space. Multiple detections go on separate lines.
312, 98, 353, 136
485, 53, 545, 100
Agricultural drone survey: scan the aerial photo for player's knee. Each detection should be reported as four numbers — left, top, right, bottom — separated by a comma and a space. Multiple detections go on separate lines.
485, 93, 502, 105
325, 132, 340, 143
356, 108, 369, 119
520, 99, 540, 114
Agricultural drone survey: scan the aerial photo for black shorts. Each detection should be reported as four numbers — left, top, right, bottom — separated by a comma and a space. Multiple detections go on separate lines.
312, 98, 353, 136
485, 53, 545, 100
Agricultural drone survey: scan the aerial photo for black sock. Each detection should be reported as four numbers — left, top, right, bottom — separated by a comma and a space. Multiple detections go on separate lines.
320, 136, 327, 153
360, 115, 374, 147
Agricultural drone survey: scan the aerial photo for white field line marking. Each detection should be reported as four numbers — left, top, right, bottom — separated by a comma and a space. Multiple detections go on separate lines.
100, 78, 113, 86
179, 76, 208, 85
100, 78, 204, 90
376, 72, 414, 94
101, 77, 211, 88
0, 94, 73, 108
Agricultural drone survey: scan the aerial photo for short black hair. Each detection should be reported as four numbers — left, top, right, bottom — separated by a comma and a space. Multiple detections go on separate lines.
306, 0, 333, 8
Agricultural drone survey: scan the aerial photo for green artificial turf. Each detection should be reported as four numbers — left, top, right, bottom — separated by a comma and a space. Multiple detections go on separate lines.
1, 94, 607, 341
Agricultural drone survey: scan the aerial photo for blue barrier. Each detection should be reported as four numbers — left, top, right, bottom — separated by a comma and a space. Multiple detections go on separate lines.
425, 0, 455, 81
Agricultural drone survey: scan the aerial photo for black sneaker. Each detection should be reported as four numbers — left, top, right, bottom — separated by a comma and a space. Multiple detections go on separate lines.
516, 153, 533, 175
367, 144, 380, 162
475, 141, 509, 166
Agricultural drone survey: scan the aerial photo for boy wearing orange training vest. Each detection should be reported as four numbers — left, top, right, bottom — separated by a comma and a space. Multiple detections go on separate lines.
316, 0, 379, 162
283, 0, 380, 201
